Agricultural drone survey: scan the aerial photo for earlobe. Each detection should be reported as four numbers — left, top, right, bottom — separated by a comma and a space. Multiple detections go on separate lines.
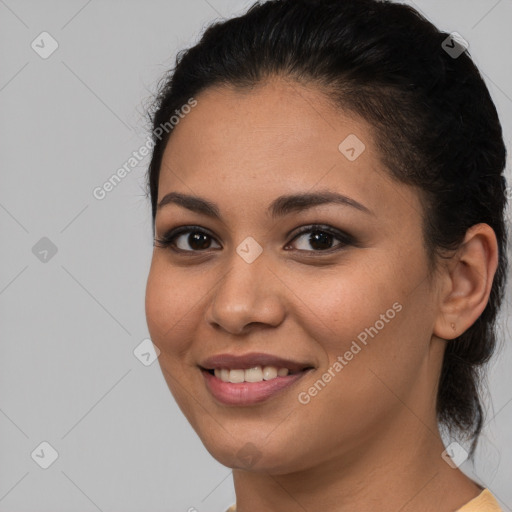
433, 223, 499, 341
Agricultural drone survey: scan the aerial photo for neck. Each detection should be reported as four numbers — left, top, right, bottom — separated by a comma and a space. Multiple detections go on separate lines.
231, 412, 481, 512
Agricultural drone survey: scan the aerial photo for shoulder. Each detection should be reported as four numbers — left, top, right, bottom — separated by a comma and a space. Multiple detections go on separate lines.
223, 490, 503, 512
456, 489, 503, 511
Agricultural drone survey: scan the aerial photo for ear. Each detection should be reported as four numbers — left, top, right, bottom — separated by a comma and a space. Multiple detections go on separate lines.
434, 223, 499, 340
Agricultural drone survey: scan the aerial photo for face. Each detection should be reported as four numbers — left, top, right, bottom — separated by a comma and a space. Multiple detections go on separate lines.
145, 78, 444, 475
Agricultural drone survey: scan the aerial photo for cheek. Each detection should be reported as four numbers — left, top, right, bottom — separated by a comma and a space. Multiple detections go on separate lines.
145, 257, 201, 355
290, 263, 401, 352
293, 256, 429, 396
286, 273, 404, 435
145, 258, 205, 422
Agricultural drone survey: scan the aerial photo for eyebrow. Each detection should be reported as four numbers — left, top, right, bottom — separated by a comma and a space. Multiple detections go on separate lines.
156, 190, 374, 219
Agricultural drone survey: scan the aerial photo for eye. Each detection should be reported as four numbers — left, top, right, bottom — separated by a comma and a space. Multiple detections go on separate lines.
154, 226, 221, 252
154, 224, 355, 254
285, 224, 354, 252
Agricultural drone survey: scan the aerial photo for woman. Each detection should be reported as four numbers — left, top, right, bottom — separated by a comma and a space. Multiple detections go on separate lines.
144, 0, 509, 510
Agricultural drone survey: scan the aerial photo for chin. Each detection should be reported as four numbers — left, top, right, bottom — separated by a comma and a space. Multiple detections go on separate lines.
199, 434, 305, 475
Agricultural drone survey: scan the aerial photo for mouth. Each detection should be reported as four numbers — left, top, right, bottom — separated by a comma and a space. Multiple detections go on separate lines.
198, 352, 315, 406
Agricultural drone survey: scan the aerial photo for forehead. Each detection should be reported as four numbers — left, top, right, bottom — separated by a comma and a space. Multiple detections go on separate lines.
157, 78, 422, 225
162, 79, 361, 166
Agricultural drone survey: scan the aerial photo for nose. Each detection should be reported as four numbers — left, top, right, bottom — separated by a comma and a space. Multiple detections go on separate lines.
205, 248, 286, 335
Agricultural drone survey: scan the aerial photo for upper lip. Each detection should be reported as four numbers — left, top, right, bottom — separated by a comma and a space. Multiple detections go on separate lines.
199, 352, 314, 374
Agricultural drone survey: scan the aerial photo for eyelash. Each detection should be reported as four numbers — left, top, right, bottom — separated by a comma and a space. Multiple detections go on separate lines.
153, 224, 356, 255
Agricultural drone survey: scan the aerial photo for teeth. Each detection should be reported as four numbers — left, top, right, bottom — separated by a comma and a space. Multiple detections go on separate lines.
213, 365, 290, 383
245, 366, 264, 382
263, 366, 277, 380
229, 369, 245, 383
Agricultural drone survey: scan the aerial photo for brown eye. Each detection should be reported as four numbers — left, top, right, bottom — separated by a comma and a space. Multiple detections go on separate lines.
154, 227, 221, 252
294, 230, 336, 250
183, 232, 214, 250
286, 225, 354, 252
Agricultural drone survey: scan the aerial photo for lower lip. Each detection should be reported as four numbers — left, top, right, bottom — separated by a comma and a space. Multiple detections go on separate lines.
201, 369, 311, 406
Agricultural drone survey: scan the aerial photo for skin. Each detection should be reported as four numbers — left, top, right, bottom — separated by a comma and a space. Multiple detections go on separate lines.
145, 77, 498, 512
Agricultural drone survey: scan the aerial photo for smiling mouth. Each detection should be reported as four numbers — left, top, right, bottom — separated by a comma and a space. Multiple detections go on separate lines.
200, 365, 315, 406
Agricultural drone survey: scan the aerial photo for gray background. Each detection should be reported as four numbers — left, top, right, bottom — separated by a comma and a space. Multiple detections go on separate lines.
0, 1, 511, 511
